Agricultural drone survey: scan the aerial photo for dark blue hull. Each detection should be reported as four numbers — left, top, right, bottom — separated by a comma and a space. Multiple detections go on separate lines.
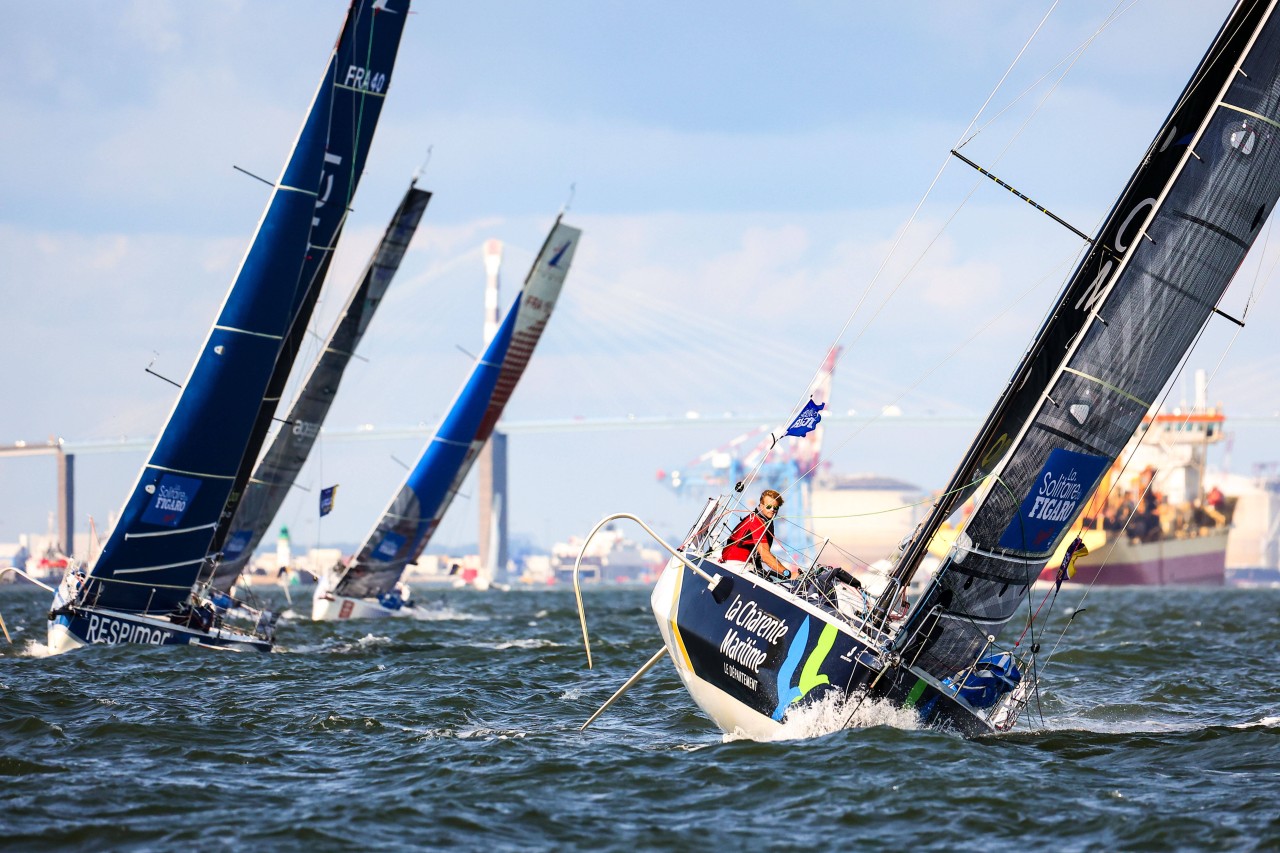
652, 559, 994, 738
48, 606, 272, 654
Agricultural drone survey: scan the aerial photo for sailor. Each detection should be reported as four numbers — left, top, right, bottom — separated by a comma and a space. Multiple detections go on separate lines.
721, 489, 799, 580
1204, 484, 1227, 526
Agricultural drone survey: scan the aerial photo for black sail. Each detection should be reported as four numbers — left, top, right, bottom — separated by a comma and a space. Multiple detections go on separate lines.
207, 184, 431, 593
891, 0, 1280, 678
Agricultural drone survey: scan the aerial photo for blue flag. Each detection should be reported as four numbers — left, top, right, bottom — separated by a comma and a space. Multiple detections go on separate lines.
319, 485, 338, 517
785, 398, 825, 438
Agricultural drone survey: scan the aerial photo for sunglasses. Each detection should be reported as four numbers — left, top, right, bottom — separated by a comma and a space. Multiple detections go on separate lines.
762, 503, 780, 511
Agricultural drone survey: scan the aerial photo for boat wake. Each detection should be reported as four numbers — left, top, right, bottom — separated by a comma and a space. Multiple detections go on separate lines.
725, 692, 924, 743
17, 640, 55, 659
477, 638, 563, 651
1232, 715, 1279, 729
406, 604, 484, 622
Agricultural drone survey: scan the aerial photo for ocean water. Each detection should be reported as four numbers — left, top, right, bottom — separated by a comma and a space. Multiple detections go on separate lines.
0, 583, 1276, 851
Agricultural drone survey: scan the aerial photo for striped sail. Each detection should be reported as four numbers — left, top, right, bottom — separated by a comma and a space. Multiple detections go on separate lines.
333, 220, 581, 599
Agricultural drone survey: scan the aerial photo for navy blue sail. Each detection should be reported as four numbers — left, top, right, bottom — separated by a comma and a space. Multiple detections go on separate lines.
209, 0, 412, 560
209, 182, 431, 593
46, 2, 410, 653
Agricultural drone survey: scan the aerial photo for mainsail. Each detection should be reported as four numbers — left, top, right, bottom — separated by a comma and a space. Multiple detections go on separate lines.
891, 0, 1280, 679
331, 220, 581, 600
208, 182, 432, 593
73, 44, 337, 617
209, 0, 411, 560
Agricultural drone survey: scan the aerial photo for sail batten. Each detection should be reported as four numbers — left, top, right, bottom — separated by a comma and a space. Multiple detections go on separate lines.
212, 325, 289, 341
123, 524, 218, 541
115, 561, 206, 576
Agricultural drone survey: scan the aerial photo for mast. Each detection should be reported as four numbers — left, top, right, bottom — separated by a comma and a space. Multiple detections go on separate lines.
887, 0, 1280, 681
890, 0, 1278, 594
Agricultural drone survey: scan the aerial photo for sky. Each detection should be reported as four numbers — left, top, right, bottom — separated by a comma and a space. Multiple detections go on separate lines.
3, 0, 1279, 560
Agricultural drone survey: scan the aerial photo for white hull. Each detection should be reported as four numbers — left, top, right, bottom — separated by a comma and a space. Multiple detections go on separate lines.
311, 591, 431, 621
47, 619, 86, 655
313, 592, 394, 620
650, 560, 785, 739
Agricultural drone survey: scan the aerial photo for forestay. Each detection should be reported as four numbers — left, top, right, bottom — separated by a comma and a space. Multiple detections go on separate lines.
892, 0, 1280, 679
333, 220, 582, 599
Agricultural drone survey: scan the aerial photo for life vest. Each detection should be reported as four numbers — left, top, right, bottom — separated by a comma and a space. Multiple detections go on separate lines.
722, 511, 773, 566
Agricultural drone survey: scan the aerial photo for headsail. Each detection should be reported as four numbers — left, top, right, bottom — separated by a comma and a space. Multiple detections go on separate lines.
332, 220, 581, 600
208, 182, 431, 593
209, 0, 411, 560
892, 0, 1280, 679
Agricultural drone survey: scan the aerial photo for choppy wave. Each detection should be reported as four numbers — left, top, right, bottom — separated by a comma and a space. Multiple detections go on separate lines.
1, 585, 1276, 851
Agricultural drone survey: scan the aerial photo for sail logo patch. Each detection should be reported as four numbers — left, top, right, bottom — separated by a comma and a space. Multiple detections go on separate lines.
547, 241, 572, 267
222, 530, 252, 562
373, 532, 405, 560
141, 474, 202, 527
997, 448, 1108, 551
85, 613, 173, 646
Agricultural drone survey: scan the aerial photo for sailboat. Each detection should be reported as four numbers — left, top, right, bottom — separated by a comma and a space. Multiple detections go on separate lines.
205, 179, 431, 595
44, 0, 411, 654
578, 1, 1280, 736
203, 1, 414, 589
312, 218, 582, 620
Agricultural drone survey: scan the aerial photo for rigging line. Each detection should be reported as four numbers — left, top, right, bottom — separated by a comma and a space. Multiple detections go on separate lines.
958, 1, 1108, 210
297, 18, 382, 373
813, 0, 1081, 402
773, 20, 1096, 503
1241, 213, 1278, 322
1037, 316, 1229, 676
954, 0, 1063, 151
959, 0, 1135, 149
786, 473, 991, 521
414, 145, 433, 182
783, 247, 1083, 501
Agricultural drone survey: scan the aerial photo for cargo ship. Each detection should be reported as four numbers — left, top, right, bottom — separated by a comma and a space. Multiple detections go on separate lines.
1037, 393, 1231, 586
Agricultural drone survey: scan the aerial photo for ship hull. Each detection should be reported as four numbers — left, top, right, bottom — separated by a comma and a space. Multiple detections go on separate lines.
311, 590, 430, 620
650, 557, 995, 738
48, 607, 272, 654
1044, 527, 1228, 586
